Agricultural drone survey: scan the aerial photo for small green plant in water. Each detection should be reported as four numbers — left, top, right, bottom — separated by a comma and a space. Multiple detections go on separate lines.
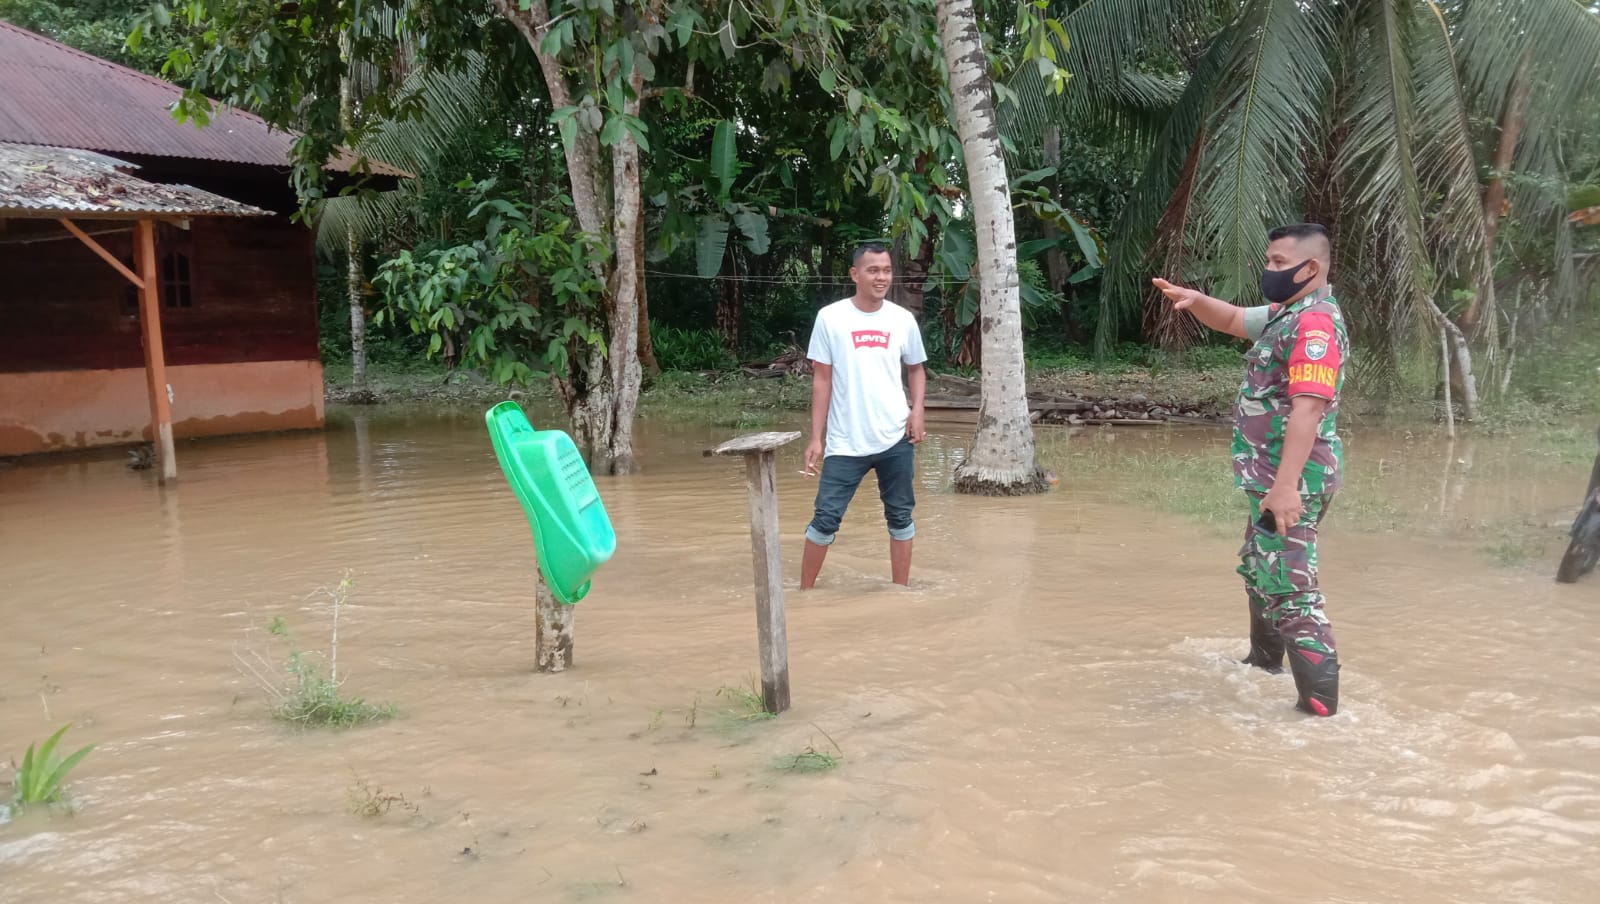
774, 724, 843, 773
715, 682, 777, 723
236, 573, 396, 728
9, 724, 94, 811
775, 747, 840, 773
1483, 530, 1543, 569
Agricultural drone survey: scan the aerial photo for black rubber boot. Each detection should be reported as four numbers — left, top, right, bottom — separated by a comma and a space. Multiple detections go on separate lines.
1289, 648, 1339, 716
1240, 611, 1285, 674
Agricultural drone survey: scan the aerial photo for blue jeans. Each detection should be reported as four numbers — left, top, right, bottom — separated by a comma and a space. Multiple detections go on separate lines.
805, 438, 916, 546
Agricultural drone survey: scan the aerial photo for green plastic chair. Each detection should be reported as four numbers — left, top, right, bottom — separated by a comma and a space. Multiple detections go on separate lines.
485, 401, 616, 604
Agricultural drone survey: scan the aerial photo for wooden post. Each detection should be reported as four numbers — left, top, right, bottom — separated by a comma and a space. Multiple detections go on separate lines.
134, 219, 177, 483
534, 568, 575, 672
711, 431, 801, 714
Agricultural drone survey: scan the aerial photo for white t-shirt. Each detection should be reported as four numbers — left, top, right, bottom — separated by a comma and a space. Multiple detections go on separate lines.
807, 298, 928, 458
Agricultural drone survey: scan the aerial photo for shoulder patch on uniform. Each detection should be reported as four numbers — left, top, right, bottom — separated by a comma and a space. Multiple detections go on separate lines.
1305, 339, 1329, 361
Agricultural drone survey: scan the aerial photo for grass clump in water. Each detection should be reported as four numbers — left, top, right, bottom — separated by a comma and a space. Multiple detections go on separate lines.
236, 572, 397, 728
714, 681, 778, 724
346, 776, 419, 819
5, 724, 94, 816
774, 747, 841, 774
773, 725, 843, 774
1481, 527, 1547, 569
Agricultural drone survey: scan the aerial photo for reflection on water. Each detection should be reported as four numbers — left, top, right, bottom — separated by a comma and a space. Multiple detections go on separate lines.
1, 406, 1597, 903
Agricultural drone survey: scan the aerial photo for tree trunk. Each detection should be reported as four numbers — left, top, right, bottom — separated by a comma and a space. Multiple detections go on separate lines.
1438, 323, 1455, 438
636, 210, 660, 376
502, 1, 609, 242
1428, 296, 1480, 421
345, 226, 372, 402
1042, 125, 1071, 299
894, 216, 939, 321
937, 0, 1047, 496
820, 233, 839, 300
503, 0, 641, 474
717, 244, 742, 354
1144, 130, 1206, 350
1464, 54, 1531, 335
602, 67, 646, 476
337, 40, 371, 402
1042, 125, 1085, 342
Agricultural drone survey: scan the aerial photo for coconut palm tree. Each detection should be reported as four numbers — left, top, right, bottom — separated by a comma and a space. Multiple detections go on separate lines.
1009, 0, 1600, 413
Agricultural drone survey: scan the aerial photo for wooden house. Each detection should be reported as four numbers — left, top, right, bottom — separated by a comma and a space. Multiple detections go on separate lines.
0, 21, 404, 480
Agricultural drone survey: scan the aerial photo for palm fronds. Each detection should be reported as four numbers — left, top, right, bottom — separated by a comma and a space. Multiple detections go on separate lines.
316, 52, 495, 255
1094, 24, 1238, 353
1191, 0, 1336, 301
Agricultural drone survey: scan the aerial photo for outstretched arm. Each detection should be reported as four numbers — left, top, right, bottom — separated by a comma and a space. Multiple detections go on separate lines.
1151, 278, 1249, 339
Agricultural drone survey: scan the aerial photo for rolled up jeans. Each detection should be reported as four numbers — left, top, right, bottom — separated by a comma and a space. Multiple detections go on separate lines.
805, 437, 916, 546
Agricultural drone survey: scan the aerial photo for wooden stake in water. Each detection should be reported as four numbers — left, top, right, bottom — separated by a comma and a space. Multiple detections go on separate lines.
711, 431, 801, 714
534, 569, 574, 673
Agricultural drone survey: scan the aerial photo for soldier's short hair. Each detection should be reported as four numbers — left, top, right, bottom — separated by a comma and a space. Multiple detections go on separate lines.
1268, 223, 1331, 262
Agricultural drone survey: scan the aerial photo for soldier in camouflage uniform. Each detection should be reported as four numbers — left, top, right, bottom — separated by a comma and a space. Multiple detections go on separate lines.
1153, 223, 1346, 717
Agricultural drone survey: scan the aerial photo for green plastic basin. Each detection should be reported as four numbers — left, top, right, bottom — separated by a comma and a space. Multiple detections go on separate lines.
485, 401, 616, 604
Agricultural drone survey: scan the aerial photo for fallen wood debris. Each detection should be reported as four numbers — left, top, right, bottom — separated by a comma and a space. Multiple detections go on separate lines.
740, 346, 812, 378
924, 371, 1225, 427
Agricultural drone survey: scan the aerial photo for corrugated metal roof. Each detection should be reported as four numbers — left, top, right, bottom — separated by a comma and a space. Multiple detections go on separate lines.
0, 21, 408, 177
0, 143, 268, 218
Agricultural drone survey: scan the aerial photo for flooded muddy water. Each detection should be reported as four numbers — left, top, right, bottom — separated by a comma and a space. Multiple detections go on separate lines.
2, 405, 1598, 903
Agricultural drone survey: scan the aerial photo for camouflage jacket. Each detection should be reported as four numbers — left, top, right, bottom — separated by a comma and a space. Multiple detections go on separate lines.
1232, 287, 1349, 496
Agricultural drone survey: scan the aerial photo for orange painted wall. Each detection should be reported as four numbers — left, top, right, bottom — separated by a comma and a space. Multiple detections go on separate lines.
0, 361, 325, 456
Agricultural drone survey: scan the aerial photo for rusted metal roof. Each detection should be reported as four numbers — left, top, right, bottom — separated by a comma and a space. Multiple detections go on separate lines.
0, 21, 407, 177
0, 143, 268, 218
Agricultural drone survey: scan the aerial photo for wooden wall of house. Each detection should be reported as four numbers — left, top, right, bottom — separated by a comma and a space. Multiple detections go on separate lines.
0, 217, 318, 373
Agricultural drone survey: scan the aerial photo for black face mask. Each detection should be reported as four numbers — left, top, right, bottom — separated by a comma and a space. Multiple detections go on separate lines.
1260, 261, 1316, 304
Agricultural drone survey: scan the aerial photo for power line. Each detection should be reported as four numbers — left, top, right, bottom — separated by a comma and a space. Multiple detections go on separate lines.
644, 268, 973, 287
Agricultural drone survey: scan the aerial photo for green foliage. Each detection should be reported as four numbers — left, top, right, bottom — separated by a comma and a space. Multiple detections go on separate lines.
236, 575, 397, 729
1, 0, 185, 76
714, 683, 778, 723
372, 183, 608, 386
8, 724, 95, 811
651, 324, 737, 371
774, 748, 840, 773
274, 649, 398, 728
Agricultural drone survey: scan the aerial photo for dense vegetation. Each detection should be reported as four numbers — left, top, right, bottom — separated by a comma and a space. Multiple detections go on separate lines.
7, 0, 1596, 421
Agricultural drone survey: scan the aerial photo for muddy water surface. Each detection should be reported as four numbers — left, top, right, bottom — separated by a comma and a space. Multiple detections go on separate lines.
2, 407, 1598, 903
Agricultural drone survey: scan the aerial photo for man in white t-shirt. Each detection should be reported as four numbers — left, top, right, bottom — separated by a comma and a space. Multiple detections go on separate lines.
801, 242, 929, 589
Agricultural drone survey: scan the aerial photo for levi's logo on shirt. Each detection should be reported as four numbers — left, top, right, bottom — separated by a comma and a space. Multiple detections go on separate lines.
851, 329, 891, 350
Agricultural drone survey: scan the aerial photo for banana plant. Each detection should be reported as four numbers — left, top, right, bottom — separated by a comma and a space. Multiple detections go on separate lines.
653, 120, 772, 276
650, 119, 776, 353
927, 166, 1104, 366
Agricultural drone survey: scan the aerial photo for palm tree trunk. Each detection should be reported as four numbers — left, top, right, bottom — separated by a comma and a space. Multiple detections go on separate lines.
1428, 295, 1480, 421
717, 244, 742, 355
937, 0, 1046, 496
337, 32, 370, 401
345, 226, 371, 400
1464, 53, 1531, 334
1042, 125, 1077, 337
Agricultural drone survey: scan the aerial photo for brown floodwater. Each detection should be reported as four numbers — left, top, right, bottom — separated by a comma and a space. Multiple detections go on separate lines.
2, 405, 1597, 903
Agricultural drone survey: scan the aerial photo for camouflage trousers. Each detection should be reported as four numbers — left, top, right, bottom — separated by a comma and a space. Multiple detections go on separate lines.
1239, 491, 1338, 659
